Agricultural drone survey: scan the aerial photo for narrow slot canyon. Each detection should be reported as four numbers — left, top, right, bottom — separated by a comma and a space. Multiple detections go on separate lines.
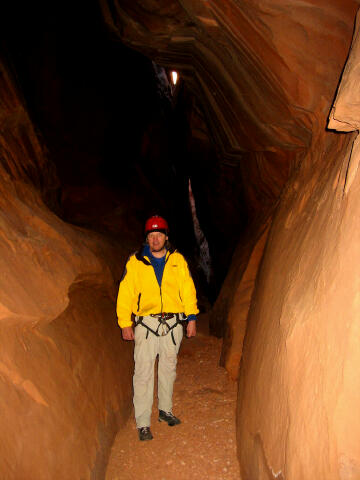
1, 1, 360, 479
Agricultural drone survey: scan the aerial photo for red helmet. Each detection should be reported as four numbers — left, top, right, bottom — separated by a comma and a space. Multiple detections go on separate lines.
144, 215, 169, 234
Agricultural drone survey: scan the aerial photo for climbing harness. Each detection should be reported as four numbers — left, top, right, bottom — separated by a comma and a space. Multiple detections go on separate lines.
134, 313, 186, 346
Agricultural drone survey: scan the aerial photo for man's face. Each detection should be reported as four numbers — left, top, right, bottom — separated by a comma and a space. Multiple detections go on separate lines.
147, 231, 168, 253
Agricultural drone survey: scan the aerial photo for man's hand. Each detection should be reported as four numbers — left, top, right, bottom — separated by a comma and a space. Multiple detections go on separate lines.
122, 326, 134, 341
186, 320, 196, 338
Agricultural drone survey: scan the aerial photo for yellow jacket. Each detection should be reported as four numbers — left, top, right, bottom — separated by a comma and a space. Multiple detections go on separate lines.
116, 248, 199, 328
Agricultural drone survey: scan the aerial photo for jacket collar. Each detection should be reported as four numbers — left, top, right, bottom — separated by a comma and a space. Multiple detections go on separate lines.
136, 245, 175, 265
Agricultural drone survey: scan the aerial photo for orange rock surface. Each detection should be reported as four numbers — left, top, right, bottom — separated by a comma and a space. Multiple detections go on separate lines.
100, 1, 360, 478
2, 0, 360, 478
0, 60, 133, 478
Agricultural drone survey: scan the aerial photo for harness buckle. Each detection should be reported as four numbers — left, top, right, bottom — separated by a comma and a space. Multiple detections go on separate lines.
160, 322, 169, 336
134, 313, 185, 345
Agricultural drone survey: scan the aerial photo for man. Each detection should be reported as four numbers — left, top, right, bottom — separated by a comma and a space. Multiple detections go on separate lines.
116, 215, 199, 441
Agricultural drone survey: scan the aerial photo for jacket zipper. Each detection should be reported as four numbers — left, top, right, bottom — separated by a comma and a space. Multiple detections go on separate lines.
160, 285, 163, 314
137, 292, 141, 312
160, 252, 171, 315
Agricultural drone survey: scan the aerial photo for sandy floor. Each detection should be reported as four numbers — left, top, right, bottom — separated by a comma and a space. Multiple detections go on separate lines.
105, 315, 241, 480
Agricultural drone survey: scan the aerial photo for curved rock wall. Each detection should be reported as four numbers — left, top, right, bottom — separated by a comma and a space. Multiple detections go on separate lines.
2, 0, 360, 477
101, 0, 358, 306
238, 125, 357, 478
220, 223, 270, 381
101, 1, 360, 477
0, 60, 132, 478
100, 0, 356, 154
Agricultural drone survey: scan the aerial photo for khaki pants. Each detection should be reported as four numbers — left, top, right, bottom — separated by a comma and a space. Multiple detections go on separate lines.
133, 315, 183, 428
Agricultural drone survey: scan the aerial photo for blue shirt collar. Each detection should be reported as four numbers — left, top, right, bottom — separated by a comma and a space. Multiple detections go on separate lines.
143, 244, 167, 260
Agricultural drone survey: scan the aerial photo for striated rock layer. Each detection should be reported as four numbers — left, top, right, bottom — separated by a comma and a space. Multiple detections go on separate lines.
101, 1, 360, 478
238, 128, 356, 479
101, 0, 358, 317
0, 60, 133, 478
220, 222, 270, 381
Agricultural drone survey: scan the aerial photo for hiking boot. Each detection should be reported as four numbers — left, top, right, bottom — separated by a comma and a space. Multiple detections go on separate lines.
138, 426, 153, 441
158, 410, 181, 426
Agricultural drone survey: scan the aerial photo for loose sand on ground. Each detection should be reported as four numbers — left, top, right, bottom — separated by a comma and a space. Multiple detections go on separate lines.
106, 315, 240, 480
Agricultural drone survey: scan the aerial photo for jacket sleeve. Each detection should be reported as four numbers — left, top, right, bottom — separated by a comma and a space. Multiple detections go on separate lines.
116, 255, 136, 328
178, 255, 199, 317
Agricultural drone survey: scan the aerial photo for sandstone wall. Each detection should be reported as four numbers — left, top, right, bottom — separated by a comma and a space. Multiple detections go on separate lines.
0, 60, 132, 479
101, 0, 358, 317
211, 213, 271, 337
237, 15, 360, 478
237, 126, 357, 479
100, 0, 357, 154
237, 8, 360, 478
220, 223, 270, 381
102, 1, 360, 478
